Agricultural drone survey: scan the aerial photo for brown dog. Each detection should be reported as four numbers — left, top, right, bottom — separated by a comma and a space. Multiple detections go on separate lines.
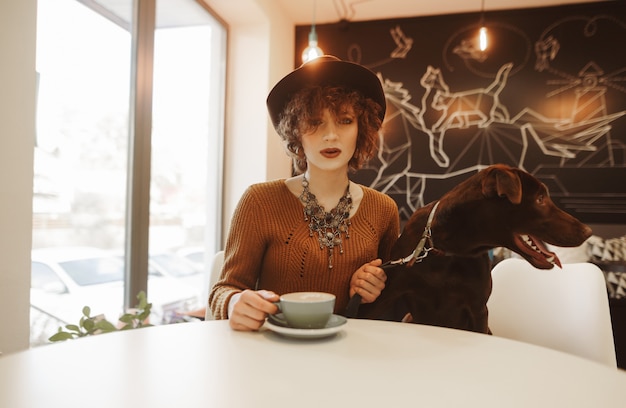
355, 164, 593, 333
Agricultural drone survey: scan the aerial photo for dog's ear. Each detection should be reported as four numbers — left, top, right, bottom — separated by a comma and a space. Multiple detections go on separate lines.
482, 167, 522, 204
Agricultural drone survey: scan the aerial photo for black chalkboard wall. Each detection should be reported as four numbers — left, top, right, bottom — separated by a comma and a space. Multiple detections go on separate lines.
295, 0, 626, 225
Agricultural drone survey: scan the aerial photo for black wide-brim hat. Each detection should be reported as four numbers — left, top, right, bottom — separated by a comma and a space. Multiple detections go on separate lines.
266, 55, 386, 130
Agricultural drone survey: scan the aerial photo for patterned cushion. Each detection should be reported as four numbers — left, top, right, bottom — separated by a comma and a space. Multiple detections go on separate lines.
587, 235, 626, 299
587, 235, 626, 263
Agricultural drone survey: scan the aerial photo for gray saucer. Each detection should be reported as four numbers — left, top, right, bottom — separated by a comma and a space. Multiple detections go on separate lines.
265, 313, 347, 339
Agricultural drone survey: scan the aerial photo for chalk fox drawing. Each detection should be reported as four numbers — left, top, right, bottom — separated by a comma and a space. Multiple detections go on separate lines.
417, 63, 513, 167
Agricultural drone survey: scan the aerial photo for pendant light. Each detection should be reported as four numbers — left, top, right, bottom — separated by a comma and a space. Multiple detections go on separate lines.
302, 0, 324, 63
478, 0, 488, 52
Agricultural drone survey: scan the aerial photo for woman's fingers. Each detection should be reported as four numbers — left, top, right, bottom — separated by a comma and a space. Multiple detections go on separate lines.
229, 290, 279, 331
351, 260, 387, 303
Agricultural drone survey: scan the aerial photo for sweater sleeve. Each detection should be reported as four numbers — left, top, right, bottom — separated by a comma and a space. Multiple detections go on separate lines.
208, 184, 268, 319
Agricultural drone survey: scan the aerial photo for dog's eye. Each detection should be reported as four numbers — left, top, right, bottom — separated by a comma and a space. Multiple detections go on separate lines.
536, 194, 544, 205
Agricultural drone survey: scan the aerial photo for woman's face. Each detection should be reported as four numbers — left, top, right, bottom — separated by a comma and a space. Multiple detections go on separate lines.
300, 106, 358, 173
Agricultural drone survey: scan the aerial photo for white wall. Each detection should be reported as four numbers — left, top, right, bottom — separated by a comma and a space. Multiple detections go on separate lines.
0, 0, 37, 353
204, 0, 293, 243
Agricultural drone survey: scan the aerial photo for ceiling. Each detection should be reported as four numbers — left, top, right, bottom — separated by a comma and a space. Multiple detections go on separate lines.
278, 0, 606, 25
87, 0, 607, 30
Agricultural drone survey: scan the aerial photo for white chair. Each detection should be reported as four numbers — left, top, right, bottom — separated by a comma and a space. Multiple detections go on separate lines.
487, 258, 617, 367
204, 250, 225, 321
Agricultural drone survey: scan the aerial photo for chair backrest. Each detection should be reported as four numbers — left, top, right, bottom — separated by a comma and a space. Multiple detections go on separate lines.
487, 258, 617, 367
204, 250, 224, 321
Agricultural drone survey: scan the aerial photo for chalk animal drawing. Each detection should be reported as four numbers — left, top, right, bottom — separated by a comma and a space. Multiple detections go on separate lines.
415, 63, 512, 167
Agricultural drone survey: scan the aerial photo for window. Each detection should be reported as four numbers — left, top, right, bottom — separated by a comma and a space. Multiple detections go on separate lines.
32, 0, 225, 347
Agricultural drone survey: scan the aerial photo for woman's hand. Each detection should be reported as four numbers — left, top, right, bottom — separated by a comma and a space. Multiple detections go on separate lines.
349, 258, 387, 304
229, 289, 279, 331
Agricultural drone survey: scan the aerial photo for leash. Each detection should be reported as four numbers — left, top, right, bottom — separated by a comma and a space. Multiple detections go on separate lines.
380, 201, 440, 269
343, 201, 441, 318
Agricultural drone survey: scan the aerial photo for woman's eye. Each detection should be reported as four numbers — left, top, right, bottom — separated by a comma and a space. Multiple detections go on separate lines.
338, 117, 354, 125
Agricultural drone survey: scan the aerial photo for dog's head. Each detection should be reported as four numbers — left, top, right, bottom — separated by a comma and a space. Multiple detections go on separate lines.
397, 164, 592, 270
479, 164, 592, 269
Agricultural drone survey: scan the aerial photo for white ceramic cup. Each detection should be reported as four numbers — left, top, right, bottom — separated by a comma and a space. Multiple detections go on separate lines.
273, 292, 335, 329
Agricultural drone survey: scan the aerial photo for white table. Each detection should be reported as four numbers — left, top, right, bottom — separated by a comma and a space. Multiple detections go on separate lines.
1, 319, 625, 407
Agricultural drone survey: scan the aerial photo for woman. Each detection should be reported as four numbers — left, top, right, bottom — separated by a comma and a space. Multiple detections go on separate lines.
209, 56, 400, 331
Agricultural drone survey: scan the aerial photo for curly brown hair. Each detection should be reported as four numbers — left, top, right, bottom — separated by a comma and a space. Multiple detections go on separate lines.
276, 85, 384, 174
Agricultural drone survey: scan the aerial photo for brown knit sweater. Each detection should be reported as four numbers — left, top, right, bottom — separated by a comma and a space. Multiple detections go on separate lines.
209, 179, 400, 319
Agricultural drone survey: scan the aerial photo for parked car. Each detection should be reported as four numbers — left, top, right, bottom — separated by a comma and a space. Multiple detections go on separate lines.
175, 246, 206, 270
149, 251, 205, 290
149, 250, 211, 319
31, 247, 201, 329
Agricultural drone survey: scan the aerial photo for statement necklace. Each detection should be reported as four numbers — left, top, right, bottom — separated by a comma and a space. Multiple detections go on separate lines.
299, 176, 352, 269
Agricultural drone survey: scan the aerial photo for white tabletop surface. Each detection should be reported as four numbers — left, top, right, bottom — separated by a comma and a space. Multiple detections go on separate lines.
1, 318, 625, 407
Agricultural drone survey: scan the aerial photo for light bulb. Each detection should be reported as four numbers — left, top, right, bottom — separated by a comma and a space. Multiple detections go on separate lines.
479, 26, 488, 51
302, 28, 324, 63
